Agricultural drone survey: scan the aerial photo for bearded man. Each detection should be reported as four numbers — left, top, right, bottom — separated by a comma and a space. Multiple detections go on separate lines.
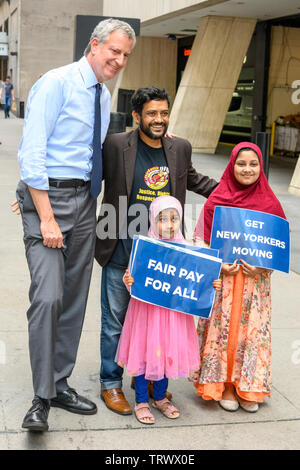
95, 86, 218, 415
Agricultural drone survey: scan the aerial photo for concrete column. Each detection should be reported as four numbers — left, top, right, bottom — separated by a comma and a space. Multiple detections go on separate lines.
288, 158, 300, 197
169, 16, 256, 153
110, 36, 177, 112
19, 0, 102, 107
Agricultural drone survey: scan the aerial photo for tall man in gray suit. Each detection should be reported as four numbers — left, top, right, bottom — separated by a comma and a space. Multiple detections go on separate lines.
17, 18, 135, 432
95, 86, 218, 415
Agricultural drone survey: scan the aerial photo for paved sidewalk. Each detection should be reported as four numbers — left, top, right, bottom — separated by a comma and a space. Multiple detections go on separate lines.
0, 115, 300, 450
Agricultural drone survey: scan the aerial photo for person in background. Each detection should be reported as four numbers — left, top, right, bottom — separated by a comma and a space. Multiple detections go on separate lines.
1, 76, 15, 118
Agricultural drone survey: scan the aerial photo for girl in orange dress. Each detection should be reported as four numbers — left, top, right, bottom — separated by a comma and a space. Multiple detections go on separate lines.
193, 142, 286, 412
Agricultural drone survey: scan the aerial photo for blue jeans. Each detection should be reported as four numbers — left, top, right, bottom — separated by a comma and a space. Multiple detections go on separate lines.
4, 96, 11, 117
100, 262, 130, 390
135, 375, 167, 403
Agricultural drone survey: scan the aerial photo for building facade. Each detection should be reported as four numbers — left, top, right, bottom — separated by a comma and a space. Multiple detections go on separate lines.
1, 0, 300, 192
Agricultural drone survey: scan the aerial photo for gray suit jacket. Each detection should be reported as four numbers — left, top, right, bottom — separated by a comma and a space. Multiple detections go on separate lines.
95, 129, 218, 267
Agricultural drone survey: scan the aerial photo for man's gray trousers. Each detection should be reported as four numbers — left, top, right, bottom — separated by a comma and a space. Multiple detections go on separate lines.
16, 181, 96, 399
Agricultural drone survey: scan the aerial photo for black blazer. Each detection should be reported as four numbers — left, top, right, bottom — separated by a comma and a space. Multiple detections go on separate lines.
95, 129, 218, 267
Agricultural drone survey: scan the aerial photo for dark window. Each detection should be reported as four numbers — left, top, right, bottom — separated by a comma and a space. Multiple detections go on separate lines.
228, 96, 242, 112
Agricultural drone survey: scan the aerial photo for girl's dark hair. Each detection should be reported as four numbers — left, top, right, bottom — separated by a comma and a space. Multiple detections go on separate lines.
131, 87, 170, 115
236, 147, 259, 158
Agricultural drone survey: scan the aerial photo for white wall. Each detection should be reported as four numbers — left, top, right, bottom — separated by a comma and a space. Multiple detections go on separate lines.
103, 0, 212, 22
267, 26, 300, 127
19, 0, 102, 105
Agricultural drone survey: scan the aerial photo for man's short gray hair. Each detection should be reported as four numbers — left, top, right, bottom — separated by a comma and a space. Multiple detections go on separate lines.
84, 18, 136, 56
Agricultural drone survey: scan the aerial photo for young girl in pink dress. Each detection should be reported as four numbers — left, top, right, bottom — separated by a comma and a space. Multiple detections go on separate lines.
116, 195, 221, 425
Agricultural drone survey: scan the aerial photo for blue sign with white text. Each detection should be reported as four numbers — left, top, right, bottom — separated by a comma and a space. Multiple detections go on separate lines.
210, 206, 290, 273
168, 241, 220, 258
129, 236, 222, 318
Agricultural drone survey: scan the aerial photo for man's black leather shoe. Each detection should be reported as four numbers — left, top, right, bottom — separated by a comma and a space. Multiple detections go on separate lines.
50, 388, 97, 415
22, 396, 50, 432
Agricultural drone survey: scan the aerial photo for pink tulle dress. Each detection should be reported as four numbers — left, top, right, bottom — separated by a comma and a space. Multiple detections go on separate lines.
116, 196, 200, 381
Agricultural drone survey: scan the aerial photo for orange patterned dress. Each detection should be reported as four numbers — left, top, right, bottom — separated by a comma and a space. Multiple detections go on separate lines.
194, 267, 272, 402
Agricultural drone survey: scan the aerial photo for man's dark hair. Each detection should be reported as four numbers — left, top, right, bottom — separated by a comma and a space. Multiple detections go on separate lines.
131, 87, 170, 115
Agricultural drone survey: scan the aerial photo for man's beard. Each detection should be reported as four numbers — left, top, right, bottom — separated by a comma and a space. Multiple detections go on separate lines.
139, 119, 168, 140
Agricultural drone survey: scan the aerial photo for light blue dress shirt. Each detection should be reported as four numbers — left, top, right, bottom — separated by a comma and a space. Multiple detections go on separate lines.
18, 56, 111, 190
